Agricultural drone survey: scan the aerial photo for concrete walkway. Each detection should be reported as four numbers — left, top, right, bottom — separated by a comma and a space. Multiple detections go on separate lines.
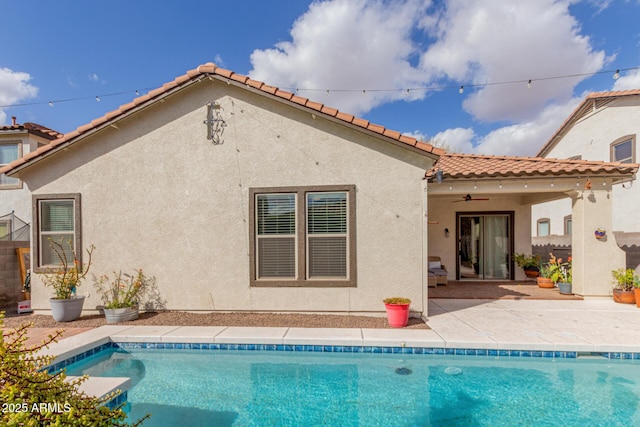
38, 298, 640, 366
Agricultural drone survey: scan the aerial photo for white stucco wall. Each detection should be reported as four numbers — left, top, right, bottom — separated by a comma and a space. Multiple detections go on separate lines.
532, 97, 640, 234
21, 80, 435, 315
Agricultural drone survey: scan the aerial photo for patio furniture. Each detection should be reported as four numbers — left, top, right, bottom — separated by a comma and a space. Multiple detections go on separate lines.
428, 256, 448, 286
428, 271, 437, 288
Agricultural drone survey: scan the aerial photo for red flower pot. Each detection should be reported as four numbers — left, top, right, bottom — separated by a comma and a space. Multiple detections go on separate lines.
385, 303, 410, 328
635, 288, 640, 308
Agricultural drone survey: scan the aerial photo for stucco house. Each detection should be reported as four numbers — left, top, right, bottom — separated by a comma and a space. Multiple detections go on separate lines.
1, 64, 637, 318
532, 90, 640, 269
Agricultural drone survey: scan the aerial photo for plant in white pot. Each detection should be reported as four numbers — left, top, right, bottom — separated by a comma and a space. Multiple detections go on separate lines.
95, 269, 152, 323
42, 240, 95, 322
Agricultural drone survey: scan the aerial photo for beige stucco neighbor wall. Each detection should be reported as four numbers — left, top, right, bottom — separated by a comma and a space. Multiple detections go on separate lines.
21, 80, 435, 315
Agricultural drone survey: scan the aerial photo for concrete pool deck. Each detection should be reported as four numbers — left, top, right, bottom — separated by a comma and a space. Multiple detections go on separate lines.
39, 298, 640, 366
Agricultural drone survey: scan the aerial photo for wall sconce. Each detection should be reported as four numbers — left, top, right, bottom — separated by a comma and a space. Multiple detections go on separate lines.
594, 228, 606, 240
444, 228, 450, 237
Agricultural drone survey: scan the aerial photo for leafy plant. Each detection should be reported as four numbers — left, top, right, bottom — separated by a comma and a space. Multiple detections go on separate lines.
539, 264, 552, 279
512, 253, 539, 269
0, 313, 148, 426
95, 270, 153, 309
383, 297, 411, 305
42, 240, 95, 300
611, 268, 638, 291
548, 253, 572, 284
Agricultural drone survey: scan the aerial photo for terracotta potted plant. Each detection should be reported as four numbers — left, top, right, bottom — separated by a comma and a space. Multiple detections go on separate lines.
513, 253, 540, 278
536, 264, 554, 288
383, 297, 411, 328
42, 241, 95, 322
611, 268, 636, 304
95, 269, 153, 323
548, 253, 572, 294
634, 276, 640, 309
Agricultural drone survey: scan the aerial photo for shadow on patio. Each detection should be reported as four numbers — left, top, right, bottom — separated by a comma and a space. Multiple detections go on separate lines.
429, 280, 583, 300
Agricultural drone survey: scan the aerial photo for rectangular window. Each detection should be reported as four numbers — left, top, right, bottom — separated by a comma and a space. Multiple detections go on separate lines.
537, 219, 550, 237
611, 136, 635, 163
564, 215, 572, 235
250, 185, 356, 287
0, 142, 21, 188
33, 194, 82, 271
0, 219, 11, 241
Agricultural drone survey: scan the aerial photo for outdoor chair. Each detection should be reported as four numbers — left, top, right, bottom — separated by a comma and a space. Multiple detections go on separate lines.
428, 256, 448, 286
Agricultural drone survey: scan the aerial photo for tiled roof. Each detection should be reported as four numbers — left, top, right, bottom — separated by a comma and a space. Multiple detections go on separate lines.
0, 122, 63, 140
538, 89, 640, 157
0, 63, 443, 176
426, 153, 638, 180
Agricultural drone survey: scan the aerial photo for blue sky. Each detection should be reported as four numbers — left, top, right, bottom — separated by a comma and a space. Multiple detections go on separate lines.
1, 0, 639, 156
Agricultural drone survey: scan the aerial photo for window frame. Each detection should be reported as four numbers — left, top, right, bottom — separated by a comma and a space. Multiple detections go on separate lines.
610, 135, 635, 164
564, 215, 572, 236
249, 185, 356, 288
537, 218, 550, 237
0, 218, 11, 241
0, 140, 22, 189
32, 193, 82, 273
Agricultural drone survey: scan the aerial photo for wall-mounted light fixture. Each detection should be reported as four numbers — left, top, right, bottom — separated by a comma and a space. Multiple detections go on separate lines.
435, 170, 444, 183
444, 227, 450, 238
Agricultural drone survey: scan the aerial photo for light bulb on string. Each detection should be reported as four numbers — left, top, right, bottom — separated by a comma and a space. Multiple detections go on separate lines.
527, 80, 532, 89
95, 96, 100, 102
459, 86, 464, 94
613, 70, 620, 79
48, 101, 54, 107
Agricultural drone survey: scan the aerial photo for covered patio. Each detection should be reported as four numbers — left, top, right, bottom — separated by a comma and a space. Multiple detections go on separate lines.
425, 153, 638, 297
428, 280, 582, 300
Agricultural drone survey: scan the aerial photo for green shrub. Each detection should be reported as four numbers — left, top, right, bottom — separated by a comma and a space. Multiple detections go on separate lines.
0, 313, 148, 426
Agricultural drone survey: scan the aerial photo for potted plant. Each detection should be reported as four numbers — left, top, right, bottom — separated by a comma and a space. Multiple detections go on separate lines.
513, 253, 540, 278
42, 241, 95, 322
548, 253, 572, 294
611, 268, 636, 304
95, 269, 151, 323
634, 276, 640, 309
383, 297, 411, 328
536, 264, 554, 289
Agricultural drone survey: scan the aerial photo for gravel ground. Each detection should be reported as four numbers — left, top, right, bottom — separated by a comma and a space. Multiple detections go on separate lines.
2, 310, 429, 329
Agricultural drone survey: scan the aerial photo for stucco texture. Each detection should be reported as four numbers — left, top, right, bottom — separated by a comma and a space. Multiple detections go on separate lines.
22, 80, 435, 315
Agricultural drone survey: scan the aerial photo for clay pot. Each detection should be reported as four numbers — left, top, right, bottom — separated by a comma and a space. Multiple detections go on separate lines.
536, 278, 554, 288
613, 289, 636, 304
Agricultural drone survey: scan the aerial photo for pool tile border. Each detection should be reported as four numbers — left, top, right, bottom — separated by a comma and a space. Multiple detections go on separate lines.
47, 341, 640, 374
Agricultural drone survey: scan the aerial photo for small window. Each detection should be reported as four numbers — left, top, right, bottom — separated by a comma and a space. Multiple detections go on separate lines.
250, 185, 356, 287
568, 155, 582, 160
33, 194, 82, 271
0, 142, 21, 189
564, 215, 572, 235
0, 219, 11, 241
610, 135, 635, 163
537, 218, 550, 237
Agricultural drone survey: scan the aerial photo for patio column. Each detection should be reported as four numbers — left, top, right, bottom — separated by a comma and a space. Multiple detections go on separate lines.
570, 186, 625, 296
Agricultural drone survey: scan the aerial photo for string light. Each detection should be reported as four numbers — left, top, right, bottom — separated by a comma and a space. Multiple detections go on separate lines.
95, 96, 100, 102
499, 182, 503, 189
1, 65, 638, 110
48, 101, 53, 107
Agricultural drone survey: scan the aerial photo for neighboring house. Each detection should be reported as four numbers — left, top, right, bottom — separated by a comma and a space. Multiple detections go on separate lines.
0, 64, 636, 316
0, 118, 63, 239
532, 90, 640, 269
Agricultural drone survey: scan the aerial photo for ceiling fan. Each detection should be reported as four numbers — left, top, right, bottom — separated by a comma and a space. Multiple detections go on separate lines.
452, 194, 490, 203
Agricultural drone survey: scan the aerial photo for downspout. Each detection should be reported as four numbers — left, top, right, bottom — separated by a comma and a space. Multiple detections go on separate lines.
421, 178, 429, 318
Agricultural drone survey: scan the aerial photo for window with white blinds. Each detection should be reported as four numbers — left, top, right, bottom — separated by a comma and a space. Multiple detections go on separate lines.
307, 192, 347, 278
0, 142, 21, 188
256, 194, 296, 278
33, 194, 82, 271
250, 186, 355, 287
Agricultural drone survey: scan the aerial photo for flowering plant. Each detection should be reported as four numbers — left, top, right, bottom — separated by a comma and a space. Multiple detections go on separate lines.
611, 268, 639, 291
548, 253, 572, 284
95, 269, 151, 309
42, 240, 95, 300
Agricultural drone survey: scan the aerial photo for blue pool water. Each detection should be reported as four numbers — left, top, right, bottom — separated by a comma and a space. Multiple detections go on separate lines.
65, 347, 640, 426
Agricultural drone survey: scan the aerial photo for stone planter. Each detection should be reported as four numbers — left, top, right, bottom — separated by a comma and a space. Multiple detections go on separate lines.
103, 306, 139, 323
613, 289, 636, 304
557, 282, 572, 295
50, 296, 85, 322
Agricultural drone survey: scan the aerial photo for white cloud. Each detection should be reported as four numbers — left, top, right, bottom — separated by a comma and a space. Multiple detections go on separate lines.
433, 96, 584, 156
612, 68, 640, 90
420, 0, 605, 122
88, 73, 106, 84
214, 54, 226, 67
249, 0, 430, 116
0, 68, 38, 125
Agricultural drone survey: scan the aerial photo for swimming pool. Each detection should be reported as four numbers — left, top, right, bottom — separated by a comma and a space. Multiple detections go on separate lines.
64, 344, 640, 426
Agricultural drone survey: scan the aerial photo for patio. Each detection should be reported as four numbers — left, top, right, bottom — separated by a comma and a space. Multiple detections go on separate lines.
428, 280, 583, 300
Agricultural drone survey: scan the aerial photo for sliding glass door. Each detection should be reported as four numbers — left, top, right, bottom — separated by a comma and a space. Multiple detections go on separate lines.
457, 213, 513, 280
